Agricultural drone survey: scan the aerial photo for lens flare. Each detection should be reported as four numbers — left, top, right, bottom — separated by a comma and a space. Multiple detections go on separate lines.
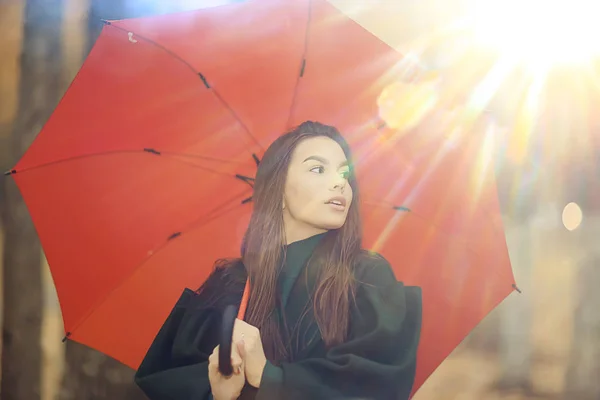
562, 202, 583, 231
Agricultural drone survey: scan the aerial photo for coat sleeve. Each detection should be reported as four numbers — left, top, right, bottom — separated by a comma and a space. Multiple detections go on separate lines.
257, 258, 422, 400
134, 262, 252, 400
134, 288, 219, 400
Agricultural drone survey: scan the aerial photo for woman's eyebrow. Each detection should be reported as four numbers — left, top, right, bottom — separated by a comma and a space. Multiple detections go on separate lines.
303, 155, 349, 168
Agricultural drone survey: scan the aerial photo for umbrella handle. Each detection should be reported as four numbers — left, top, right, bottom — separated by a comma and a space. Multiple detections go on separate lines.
218, 304, 237, 376
218, 280, 251, 376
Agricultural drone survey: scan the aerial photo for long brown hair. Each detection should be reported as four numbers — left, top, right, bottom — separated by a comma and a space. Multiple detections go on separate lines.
210, 121, 363, 363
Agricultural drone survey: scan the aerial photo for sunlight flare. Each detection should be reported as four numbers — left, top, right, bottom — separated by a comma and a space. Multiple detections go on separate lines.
469, 0, 600, 67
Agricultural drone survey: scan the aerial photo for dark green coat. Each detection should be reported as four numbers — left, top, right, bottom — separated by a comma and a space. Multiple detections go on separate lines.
135, 233, 422, 399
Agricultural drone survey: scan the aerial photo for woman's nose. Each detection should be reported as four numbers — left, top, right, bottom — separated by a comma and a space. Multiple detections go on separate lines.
332, 176, 346, 191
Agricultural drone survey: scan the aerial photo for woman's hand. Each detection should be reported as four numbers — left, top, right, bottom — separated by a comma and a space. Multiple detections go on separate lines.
233, 319, 267, 388
208, 345, 245, 400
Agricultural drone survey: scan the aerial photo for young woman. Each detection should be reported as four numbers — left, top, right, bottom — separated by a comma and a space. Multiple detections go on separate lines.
134, 121, 422, 400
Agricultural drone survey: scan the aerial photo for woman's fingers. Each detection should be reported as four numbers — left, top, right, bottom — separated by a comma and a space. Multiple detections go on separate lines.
236, 339, 246, 358
209, 345, 219, 363
209, 344, 243, 375
231, 346, 243, 374
208, 346, 219, 373
231, 343, 242, 365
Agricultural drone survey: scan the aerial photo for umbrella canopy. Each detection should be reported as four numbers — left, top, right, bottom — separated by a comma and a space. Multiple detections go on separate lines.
8, 0, 515, 395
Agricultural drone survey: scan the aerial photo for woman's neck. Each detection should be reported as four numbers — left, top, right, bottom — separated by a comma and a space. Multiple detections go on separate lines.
284, 221, 327, 245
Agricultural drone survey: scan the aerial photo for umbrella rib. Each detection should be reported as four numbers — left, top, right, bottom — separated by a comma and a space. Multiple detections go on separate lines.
64, 187, 252, 339
363, 201, 508, 259
364, 203, 514, 291
106, 23, 264, 154
285, 0, 313, 129
157, 151, 242, 164
8, 149, 242, 178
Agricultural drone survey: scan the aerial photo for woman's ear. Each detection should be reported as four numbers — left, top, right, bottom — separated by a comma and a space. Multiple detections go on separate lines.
282, 193, 288, 211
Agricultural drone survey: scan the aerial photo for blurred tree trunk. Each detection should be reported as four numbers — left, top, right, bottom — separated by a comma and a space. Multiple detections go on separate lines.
59, 341, 148, 400
58, 1, 145, 399
0, 127, 11, 225
563, 254, 600, 399
0, 1, 64, 399
492, 154, 539, 393
494, 214, 534, 393
85, 0, 106, 56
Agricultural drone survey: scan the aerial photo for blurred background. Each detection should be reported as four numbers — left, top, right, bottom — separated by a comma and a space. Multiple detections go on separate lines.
0, 0, 599, 399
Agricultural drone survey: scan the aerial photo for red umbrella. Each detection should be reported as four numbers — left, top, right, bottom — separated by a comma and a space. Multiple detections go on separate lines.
7, 0, 515, 396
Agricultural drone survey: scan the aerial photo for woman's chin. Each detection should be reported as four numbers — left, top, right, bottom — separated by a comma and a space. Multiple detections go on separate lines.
316, 217, 347, 231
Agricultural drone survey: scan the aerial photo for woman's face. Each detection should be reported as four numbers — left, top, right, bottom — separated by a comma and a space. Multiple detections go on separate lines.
282, 136, 353, 243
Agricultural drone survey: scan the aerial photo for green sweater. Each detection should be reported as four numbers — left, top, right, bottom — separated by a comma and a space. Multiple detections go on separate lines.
135, 233, 422, 400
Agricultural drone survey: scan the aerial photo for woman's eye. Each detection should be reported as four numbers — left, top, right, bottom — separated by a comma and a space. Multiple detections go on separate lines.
310, 166, 325, 174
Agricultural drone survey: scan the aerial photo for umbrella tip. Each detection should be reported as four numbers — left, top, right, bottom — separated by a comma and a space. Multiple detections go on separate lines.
168, 232, 182, 241
252, 153, 260, 166
143, 148, 161, 155
512, 284, 522, 294
3, 169, 16, 176
62, 332, 72, 343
